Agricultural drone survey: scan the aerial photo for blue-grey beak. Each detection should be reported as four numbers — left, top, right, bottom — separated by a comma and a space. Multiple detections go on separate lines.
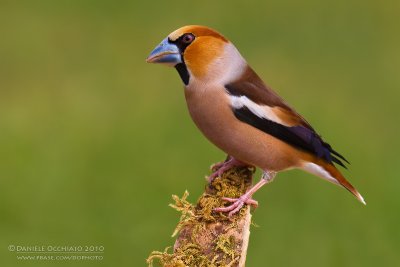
146, 38, 182, 66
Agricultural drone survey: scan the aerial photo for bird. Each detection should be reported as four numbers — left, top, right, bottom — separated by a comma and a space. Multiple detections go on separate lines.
146, 25, 365, 216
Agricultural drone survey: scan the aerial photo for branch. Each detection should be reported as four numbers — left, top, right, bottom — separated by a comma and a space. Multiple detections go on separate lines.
147, 165, 255, 267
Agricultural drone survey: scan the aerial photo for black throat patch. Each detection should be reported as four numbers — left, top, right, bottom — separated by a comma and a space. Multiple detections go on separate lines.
169, 34, 194, 86
175, 63, 190, 85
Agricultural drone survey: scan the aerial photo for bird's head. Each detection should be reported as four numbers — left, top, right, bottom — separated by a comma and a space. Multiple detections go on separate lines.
146, 25, 245, 85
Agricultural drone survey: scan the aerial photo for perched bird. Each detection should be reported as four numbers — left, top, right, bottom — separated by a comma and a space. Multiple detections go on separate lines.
146, 25, 365, 216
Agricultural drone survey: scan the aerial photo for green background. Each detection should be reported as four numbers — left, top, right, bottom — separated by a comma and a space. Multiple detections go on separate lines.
1, 0, 399, 266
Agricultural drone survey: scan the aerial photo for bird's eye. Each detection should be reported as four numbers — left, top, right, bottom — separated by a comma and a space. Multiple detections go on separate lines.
182, 33, 195, 44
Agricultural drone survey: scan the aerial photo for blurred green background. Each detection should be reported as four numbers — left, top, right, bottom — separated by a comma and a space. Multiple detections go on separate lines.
0, 0, 399, 266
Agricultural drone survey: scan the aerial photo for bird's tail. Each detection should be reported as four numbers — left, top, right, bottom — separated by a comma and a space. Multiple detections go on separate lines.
301, 159, 366, 205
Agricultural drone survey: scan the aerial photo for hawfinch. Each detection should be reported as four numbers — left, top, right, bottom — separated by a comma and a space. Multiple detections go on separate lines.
146, 25, 365, 216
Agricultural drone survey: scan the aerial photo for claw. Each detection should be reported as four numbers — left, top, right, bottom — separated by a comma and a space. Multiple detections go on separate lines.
208, 157, 249, 183
208, 167, 226, 183
210, 161, 226, 172
213, 172, 275, 216
221, 197, 258, 207
214, 196, 258, 217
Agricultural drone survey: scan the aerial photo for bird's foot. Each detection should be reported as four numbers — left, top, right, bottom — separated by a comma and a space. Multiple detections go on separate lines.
208, 157, 248, 183
210, 160, 227, 172
214, 195, 258, 217
213, 172, 275, 216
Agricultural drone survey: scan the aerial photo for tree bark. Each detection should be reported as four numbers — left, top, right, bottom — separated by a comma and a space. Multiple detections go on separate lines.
147, 165, 254, 267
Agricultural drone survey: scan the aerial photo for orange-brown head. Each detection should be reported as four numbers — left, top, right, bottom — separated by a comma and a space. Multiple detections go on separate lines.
147, 25, 235, 85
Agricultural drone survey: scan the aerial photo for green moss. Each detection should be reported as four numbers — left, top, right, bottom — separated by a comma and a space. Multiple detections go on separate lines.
215, 234, 237, 262
147, 167, 254, 267
169, 191, 196, 237
147, 245, 211, 267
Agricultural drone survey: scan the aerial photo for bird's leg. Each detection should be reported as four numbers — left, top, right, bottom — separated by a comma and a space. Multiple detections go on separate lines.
208, 156, 249, 183
214, 170, 277, 217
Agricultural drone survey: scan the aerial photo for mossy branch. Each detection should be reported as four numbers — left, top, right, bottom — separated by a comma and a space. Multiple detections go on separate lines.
147, 165, 255, 267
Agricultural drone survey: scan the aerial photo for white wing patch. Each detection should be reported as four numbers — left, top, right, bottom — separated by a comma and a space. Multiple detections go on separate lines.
230, 95, 289, 125
302, 162, 340, 185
